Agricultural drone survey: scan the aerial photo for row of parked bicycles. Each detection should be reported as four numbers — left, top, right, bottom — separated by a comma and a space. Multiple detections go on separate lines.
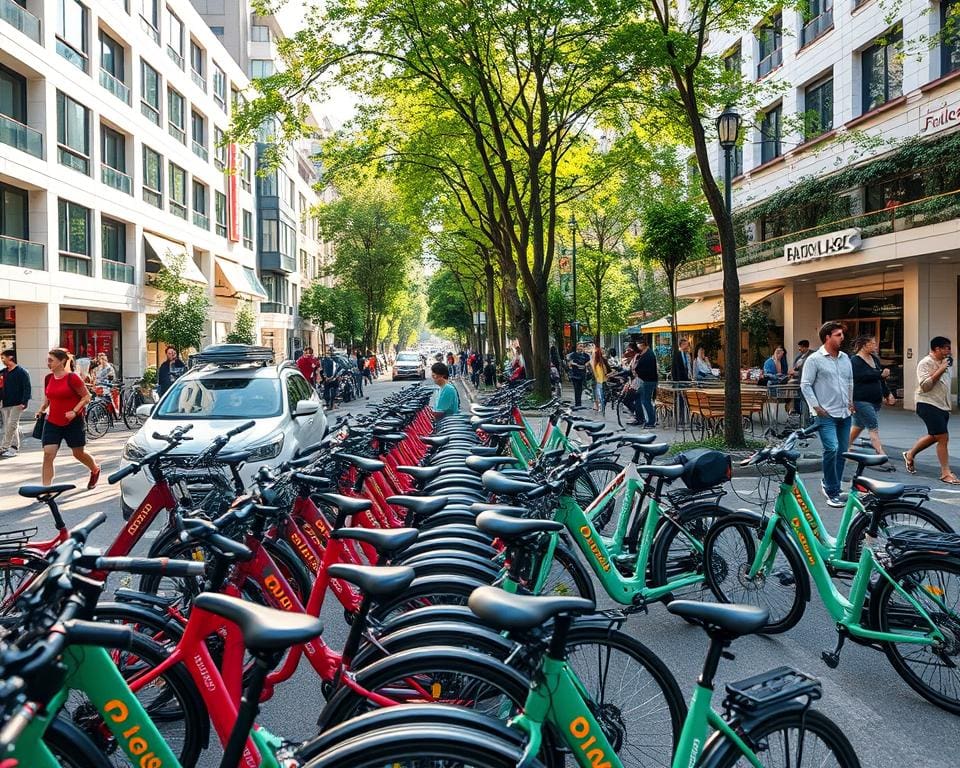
82, 379, 153, 439
0, 379, 957, 767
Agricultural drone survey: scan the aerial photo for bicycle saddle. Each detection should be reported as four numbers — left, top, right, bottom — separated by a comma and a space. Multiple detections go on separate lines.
476, 512, 563, 540
617, 434, 657, 445
842, 451, 888, 466
465, 455, 517, 473
470, 404, 502, 415
640, 443, 671, 459
193, 593, 322, 652
339, 454, 386, 473
395, 465, 442, 483
326, 564, 416, 599
852, 476, 904, 500
314, 492, 373, 515
482, 470, 539, 497
468, 502, 530, 516
374, 432, 407, 443
19, 484, 75, 500
637, 464, 686, 480
666, 600, 769, 638
468, 586, 595, 631
570, 420, 606, 434
469, 446, 499, 456
419, 435, 450, 447
478, 423, 525, 435
386, 495, 448, 515
330, 527, 419, 555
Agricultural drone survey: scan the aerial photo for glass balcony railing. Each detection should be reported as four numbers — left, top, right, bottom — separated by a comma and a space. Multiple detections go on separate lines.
56, 40, 88, 72
193, 211, 209, 229
168, 124, 186, 144
167, 46, 184, 69
757, 47, 783, 78
101, 164, 132, 195
170, 201, 187, 219
192, 140, 208, 161
103, 258, 134, 284
143, 188, 162, 208
0, 113, 42, 158
260, 302, 292, 315
191, 69, 206, 92
801, 10, 833, 48
141, 18, 159, 44
0, 0, 40, 43
59, 253, 90, 276
0, 234, 44, 269
141, 102, 160, 125
99, 68, 131, 104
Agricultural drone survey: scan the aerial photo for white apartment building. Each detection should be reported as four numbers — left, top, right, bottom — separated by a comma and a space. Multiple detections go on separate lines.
0, 0, 263, 393
669, 0, 960, 405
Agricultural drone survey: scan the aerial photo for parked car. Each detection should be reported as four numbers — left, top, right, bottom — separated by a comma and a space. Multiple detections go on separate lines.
120, 344, 326, 516
392, 350, 426, 381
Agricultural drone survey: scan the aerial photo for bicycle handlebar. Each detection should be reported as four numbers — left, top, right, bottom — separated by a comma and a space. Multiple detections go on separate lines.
83, 556, 206, 577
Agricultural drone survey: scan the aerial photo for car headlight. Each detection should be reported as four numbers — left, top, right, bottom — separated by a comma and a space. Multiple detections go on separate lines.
122, 440, 148, 461
247, 434, 284, 461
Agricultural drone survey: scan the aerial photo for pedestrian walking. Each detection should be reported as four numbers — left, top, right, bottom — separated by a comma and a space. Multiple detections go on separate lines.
0, 350, 30, 458
800, 322, 854, 507
591, 346, 610, 412
459, 350, 468, 378
354, 348, 365, 395
157, 347, 187, 397
296, 347, 319, 385
566, 343, 590, 407
631, 339, 658, 428
789, 339, 812, 414
470, 352, 482, 388
848, 335, 897, 470
903, 336, 958, 484
35, 348, 100, 488
320, 349, 337, 410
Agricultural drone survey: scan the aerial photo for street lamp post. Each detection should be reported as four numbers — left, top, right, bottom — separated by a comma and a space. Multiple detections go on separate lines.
715, 107, 742, 217
568, 212, 578, 345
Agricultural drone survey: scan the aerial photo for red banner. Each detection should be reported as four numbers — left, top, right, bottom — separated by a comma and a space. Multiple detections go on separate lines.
227, 143, 240, 243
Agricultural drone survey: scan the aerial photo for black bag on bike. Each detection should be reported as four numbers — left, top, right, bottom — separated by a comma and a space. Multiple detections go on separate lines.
675, 448, 732, 491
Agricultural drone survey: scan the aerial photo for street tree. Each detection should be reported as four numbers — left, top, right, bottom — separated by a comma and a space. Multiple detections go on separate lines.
427, 267, 475, 346
147, 254, 210, 357
225, 301, 256, 345
299, 283, 336, 353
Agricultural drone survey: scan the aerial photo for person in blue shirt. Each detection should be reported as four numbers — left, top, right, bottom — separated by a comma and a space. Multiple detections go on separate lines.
763, 346, 789, 384
431, 362, 460, 416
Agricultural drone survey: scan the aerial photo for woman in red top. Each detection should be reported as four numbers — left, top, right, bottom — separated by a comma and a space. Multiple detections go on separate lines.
34, 348, 100, 488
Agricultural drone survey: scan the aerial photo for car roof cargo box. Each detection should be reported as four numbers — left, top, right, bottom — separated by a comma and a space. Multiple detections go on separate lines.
190, 344, 275, 368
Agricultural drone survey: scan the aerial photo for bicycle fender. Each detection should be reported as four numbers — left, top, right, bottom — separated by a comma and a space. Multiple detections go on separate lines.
352, 620, 515, 670
92, 600, 186, 640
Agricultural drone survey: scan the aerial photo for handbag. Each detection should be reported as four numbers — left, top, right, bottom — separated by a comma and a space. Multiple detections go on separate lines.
32, 413, 45, 441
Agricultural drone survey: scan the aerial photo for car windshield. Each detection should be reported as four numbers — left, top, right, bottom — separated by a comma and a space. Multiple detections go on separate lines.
397, 353, 419, 362
155, 377, 282, 419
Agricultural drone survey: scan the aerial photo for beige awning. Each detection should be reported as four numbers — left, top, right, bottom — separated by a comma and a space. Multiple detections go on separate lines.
215, 257, 268, 300
143, 233, 208, 284
641, 289, 781, 333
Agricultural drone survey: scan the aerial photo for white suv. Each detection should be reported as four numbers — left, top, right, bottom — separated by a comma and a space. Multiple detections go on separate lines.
120, 351, 327, 516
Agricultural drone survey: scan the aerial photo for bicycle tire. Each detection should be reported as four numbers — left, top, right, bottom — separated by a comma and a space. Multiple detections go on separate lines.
702, 511, 809, 634
0, 551, 47, 617
702, 707, 861, 768
43, 716, 113, 768
870, 553, 960, 714
122, 391, 147, 430
538, 538, 597, 600
573, 459, 624, 532
85, 403, 110, 439
842, 503, 953, 562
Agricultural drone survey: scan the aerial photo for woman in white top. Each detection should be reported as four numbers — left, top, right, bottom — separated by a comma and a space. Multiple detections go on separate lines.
694, 347, 716, 381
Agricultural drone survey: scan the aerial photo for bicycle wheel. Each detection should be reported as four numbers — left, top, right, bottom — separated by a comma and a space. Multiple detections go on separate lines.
704, 708, 861, 768
0, 551, 46, 618
85, 403, 109, 439
43, 717, 113, 768
842, 503, 953, 562
573, 459, 623, 532
122, 391, 148, 430
870, 554, 960, 714
537, 539, 596, 600
702, 512, 808, 634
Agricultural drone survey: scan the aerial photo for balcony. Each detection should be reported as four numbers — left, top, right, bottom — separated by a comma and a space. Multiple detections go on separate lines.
259, 251, 297, 273
191, 69, 206, 92
168, 124, 186, 145
193, 211, 209, 229
140, 18, 159, 44
167, 46, 184, 69
0, 234, 44, 269
141, 102, 160, 125
56, 40, 87, 73
192, 140, 208, 161
170, 200, 187, 219
99, 69, 131, 105
103, 258, 134, 284
58, 253, 90, 276
0, 113, 42, 158
101, 164, 132, 195
757, 47, 782, 78
0, 0, 40, 43
143, 187, 162, 208
260, 302, 292, 315
800, 10, 833, 48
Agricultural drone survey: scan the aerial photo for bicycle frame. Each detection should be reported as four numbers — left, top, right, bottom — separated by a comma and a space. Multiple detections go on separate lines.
787, 475, 867, 571
671, 684, 768, 768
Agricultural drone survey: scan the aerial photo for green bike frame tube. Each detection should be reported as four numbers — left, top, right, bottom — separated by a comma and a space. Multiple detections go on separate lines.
671, 686, 765, 768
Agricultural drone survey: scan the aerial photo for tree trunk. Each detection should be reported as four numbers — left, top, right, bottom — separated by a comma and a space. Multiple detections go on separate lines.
527, 285, 551, 397
484, 262, 498, 359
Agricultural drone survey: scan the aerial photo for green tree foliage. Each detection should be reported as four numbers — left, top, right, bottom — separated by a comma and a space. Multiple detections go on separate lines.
299, 283, 365, 350
225, 301, 256, 345
740, 302, 775, 367
147, 254, 210, 356
427, 267, 474, 344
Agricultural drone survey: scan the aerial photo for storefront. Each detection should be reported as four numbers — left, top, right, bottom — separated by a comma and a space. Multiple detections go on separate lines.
0, 306, 14, 352
59, 309, 123, 378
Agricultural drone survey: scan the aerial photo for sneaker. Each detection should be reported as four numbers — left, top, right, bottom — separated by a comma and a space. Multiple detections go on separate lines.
87, 466, 101, 490
0, 449, 14, 459
826, 495, 845, 508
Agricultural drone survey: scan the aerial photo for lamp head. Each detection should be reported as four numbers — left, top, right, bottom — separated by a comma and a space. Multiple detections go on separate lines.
716, 108, 741, 150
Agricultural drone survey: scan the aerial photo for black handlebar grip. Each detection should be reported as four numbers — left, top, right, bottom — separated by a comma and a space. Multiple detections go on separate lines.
108, 463, 138, 484
94, 556, 206, 577
71, 512, 107, 542
228, 420, 256, 437
64, 619, 134, 651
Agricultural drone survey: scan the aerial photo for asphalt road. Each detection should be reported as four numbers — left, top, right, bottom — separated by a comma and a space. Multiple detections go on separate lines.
1, 377, 958, 766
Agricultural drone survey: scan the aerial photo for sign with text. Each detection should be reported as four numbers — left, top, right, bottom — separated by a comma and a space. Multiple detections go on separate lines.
227, 144, 240, 243
921, 101, 960, 135
784, 228, 862, 264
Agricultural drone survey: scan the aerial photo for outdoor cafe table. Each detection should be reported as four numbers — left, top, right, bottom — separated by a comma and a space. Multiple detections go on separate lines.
654, 382, 803, 438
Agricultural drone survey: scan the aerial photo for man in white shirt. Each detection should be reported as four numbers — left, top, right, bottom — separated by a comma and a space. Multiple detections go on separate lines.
800, 321, 854, 507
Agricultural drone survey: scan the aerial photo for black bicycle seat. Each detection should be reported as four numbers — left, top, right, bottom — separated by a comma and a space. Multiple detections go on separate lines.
636, 464, 685, 480
314, 493, 373, 515
419, 435, 450, 447
618, 434, 657, 445
666, 600, 769, 637
395, 465, 442, 483
465, 455, 517, 473
842, 451, 888, 467
570, 420, 606, 434
478, 423, 525, 435
19, 484, 75, 500
640, 443, 671, 459
330, 527, 419, 555
468, 586, 595, 631
469, 446, 499, 456
468, 502, 530, 516
476, 512, 562, 540
326, 564, 416, 599
482, 470, 539, 497
386, 495, 448, 515
193, 593, 322, 652
852, 476, 904, 500
339, 454, 386, 474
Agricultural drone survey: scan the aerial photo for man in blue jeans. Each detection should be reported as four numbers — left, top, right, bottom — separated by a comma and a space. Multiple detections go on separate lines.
800, 321, 854, 507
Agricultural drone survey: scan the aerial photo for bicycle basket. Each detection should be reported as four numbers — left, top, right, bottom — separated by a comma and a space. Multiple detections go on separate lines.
674, 448, 732, 491
723, 666, 821, 716
885, 528, 960, 558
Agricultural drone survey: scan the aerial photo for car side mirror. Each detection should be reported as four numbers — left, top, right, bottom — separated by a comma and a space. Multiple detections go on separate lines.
136, 403, 154, 418
294, 399, 320, 417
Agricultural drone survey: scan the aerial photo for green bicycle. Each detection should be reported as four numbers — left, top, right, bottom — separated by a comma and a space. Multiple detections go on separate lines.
703, 424, 960, 714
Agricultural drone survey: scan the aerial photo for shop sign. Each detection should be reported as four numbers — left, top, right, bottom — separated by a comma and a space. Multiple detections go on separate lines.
784, 228, 861, 264
921, 101, 960, 135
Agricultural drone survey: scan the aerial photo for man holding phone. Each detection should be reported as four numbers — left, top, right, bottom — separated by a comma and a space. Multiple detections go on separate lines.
903, 336, 957, 484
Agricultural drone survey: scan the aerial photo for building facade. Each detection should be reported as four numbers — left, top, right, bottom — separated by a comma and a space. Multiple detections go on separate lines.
677, 0, 960, 406
0, 0, 261, 393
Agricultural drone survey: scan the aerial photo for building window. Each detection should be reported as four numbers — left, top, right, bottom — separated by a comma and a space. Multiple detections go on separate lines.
251, 24, 270, 42
139, 0, 159, 41
210, 25, 224, 37
0, 65, 27, 124
167, 88, 186, 143
862, 28, 903, 114
241, 152, 252, 191
193, 180, 208, 229
58, 199, 90, 275
101, 217, 126, 263
261, 218, 278, 251
757, 13, 783, 78
249, 59, 274, 79
803, 76, 833, 139
142, 145, 163, 208
56, 91, 90, 175
101, 126, 125, 172
760, 104, 782, 163
213, 65, 227, 111
0, 184, 29, 241
191, 110, 207, 160
258, 170, 277, 197
99, 31, 125, 82
214, 126, 226, 170
942, 0, 960, 77
140, 60, 161, 124
169, 163, 187, 218
300, 248, 308, 274
167, 10, 184, 68
242, 209, 253, 249
215, 191, 227, 236
800, 0, 833, 48
190, 40, 204, 77
723, 44, 741, 77
56, 0, 89, 72
865, 170, 924, 212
